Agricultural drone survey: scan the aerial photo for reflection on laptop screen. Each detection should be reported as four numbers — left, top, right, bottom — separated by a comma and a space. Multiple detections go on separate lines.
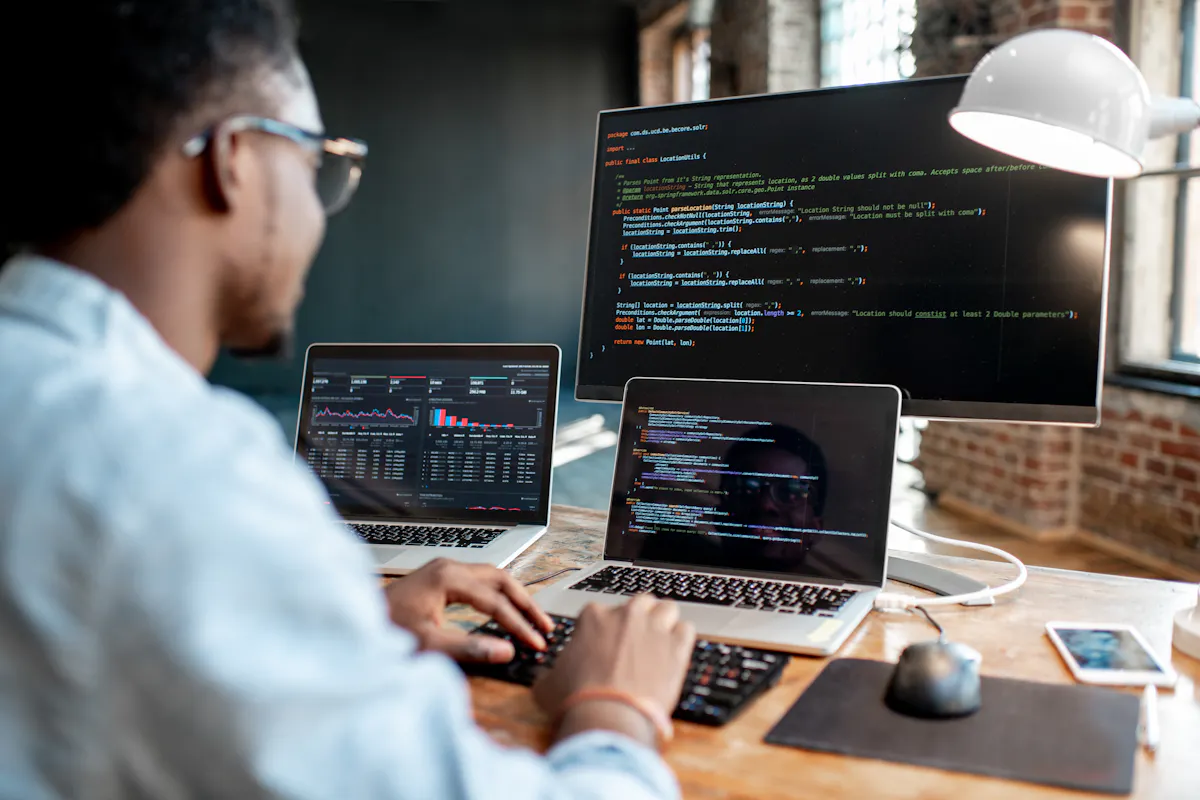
607, 379, 898, 585
298, 353, 556, 524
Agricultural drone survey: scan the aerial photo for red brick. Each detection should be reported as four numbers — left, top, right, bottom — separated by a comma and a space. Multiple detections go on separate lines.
1097, 4, 1113, 20
1162, 441, 1200, 462
1150, 416, 1175, 432
984, 446, 998, 458
966, 441, 980, 453
1183, 425, 1199, 439
1147, 459, 1168, 476
1078, 25, 1113, 38
1184, 489, 1200, 506
1020, 0, 1037, 9
1130, 434, 1155, 451
1028, 9, 1054, 25
1173, 508, 1196, 528
1025, 457, 1042, 470
1120, 452, 1139, 468
1082, 464, 1123, 483
1060, 4, 1089, 22
1048, 440, 1073, 454
992, 466, 1005, 478
1017, 475, 1047, 489
1174, 464, 1198, 483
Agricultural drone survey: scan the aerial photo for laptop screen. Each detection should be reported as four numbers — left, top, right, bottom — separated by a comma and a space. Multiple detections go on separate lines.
606, 378, 899, 586
297, 344, 559, 525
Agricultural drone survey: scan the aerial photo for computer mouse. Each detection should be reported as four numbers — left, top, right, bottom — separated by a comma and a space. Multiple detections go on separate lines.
884, 640, 983, 719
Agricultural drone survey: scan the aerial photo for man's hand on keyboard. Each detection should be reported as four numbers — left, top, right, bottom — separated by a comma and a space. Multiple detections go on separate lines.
533, 595, 695, 743
385, 559, 555, 663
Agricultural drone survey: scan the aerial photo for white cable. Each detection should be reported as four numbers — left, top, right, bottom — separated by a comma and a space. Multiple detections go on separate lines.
875, 519, 1028, 610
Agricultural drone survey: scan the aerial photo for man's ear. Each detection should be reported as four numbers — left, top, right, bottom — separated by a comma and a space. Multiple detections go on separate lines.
200, 122, 244, 214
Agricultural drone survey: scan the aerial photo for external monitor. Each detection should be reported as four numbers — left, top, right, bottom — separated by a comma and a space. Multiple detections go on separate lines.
575, 76, 1111, 424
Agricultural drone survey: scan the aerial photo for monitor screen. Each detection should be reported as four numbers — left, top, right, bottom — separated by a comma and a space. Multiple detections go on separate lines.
605, 379, 900, 586
576, 76, 1111, 423
296, 345, 559, 524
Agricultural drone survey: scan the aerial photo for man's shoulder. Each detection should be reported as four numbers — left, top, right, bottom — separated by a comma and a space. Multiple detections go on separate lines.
0, 342, 299, 527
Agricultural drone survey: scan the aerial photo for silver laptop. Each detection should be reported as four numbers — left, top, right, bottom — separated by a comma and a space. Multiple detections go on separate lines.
536, 377, 900, 655
295, 343, 560, 575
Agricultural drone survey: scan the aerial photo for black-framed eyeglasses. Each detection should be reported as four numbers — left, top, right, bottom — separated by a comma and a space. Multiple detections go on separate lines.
182, 115, 368, 215
729, 476, 813, 506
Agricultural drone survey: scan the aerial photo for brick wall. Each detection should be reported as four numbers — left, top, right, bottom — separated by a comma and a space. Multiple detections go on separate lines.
710, 0, 770, 97
916, 423, 1077, 533
914, 0, 1114, 77
1079, 387, 1200, 572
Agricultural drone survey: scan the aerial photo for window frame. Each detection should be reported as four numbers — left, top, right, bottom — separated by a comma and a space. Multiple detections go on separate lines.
1111, 0, 1200, 391
1171, 0, 1199, 365
819, 0, 917, 88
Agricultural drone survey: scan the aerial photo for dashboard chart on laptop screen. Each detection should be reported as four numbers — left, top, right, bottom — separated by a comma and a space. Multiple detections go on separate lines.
297, 356, 555, 520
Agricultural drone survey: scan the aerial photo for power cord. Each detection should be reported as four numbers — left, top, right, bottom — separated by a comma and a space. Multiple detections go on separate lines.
913, 606, 944, 640
875, 519, 1028, 610
523, 567, 581, 587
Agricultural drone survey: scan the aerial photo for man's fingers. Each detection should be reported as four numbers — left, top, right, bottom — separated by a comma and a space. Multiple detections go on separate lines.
626, 593, 658, 616
480, 591, 548, 651
421, 628, 515, 664
496, 571, 555, 634
649, 598, 680, 629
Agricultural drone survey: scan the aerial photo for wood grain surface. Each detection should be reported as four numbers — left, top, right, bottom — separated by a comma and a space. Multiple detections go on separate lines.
467, 506, 1200, 800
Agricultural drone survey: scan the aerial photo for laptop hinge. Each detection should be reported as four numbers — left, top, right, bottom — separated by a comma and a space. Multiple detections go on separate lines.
631, 559, 848, 587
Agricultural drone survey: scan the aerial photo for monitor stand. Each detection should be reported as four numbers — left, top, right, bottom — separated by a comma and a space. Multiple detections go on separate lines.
885, 554, 994, 606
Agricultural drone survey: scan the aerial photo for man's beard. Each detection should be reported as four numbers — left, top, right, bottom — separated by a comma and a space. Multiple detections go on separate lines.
227, 326, 294, 361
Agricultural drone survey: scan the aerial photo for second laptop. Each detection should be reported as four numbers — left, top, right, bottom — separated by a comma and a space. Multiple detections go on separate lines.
535, 377, 900, 656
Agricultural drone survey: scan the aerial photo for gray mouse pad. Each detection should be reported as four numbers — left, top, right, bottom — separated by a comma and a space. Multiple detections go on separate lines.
764, 658, 1139, 795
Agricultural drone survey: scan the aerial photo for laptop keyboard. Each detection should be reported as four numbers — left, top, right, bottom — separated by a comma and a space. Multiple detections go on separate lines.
350, 523, 505, 548
464, 614, 790, 726
568, 566, 857, 616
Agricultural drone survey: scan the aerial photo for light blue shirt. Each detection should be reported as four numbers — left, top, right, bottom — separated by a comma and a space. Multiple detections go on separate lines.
0, 256, 678, 800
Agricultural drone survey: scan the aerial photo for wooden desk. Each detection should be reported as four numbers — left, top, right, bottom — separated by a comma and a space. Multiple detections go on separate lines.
468, 506, 1200, 800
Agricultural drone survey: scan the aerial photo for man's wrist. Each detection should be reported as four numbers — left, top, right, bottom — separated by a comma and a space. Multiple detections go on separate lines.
555, 699, 660, 750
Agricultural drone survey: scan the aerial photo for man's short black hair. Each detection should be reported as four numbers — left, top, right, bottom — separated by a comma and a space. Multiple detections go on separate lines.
1, 0, 299, 252
722, 425, 829, 516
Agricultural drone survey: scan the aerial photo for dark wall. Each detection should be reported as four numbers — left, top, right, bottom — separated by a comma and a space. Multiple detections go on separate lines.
210, 0, 638, 398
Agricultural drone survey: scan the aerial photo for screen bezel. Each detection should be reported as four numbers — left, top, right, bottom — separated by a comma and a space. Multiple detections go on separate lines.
297, 343, 560, 526
603, 377, 901, 587
573, 75, 1111, 426
1045, 622, 1177, 687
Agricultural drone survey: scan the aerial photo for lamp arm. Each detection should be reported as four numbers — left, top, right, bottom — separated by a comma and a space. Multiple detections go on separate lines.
1148, 96, 1200, 139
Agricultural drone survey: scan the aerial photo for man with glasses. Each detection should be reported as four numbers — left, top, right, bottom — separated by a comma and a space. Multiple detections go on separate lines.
721, 425, 828, 546
0, 2, 692, 798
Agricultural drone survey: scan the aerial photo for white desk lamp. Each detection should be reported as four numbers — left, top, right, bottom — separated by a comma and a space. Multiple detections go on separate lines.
949, 28, 1200, 661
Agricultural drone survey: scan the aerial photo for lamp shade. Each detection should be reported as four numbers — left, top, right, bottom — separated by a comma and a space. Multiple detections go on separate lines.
949, 29, 1151, 178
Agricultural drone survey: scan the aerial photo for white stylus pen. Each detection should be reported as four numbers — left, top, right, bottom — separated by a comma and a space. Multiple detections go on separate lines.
1141, 684, 1159, 755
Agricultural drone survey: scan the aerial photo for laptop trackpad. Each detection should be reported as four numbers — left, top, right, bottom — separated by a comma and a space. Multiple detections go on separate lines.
720, 612, 824, 642
369, 544, 405, 564
672, 604, 742, 633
